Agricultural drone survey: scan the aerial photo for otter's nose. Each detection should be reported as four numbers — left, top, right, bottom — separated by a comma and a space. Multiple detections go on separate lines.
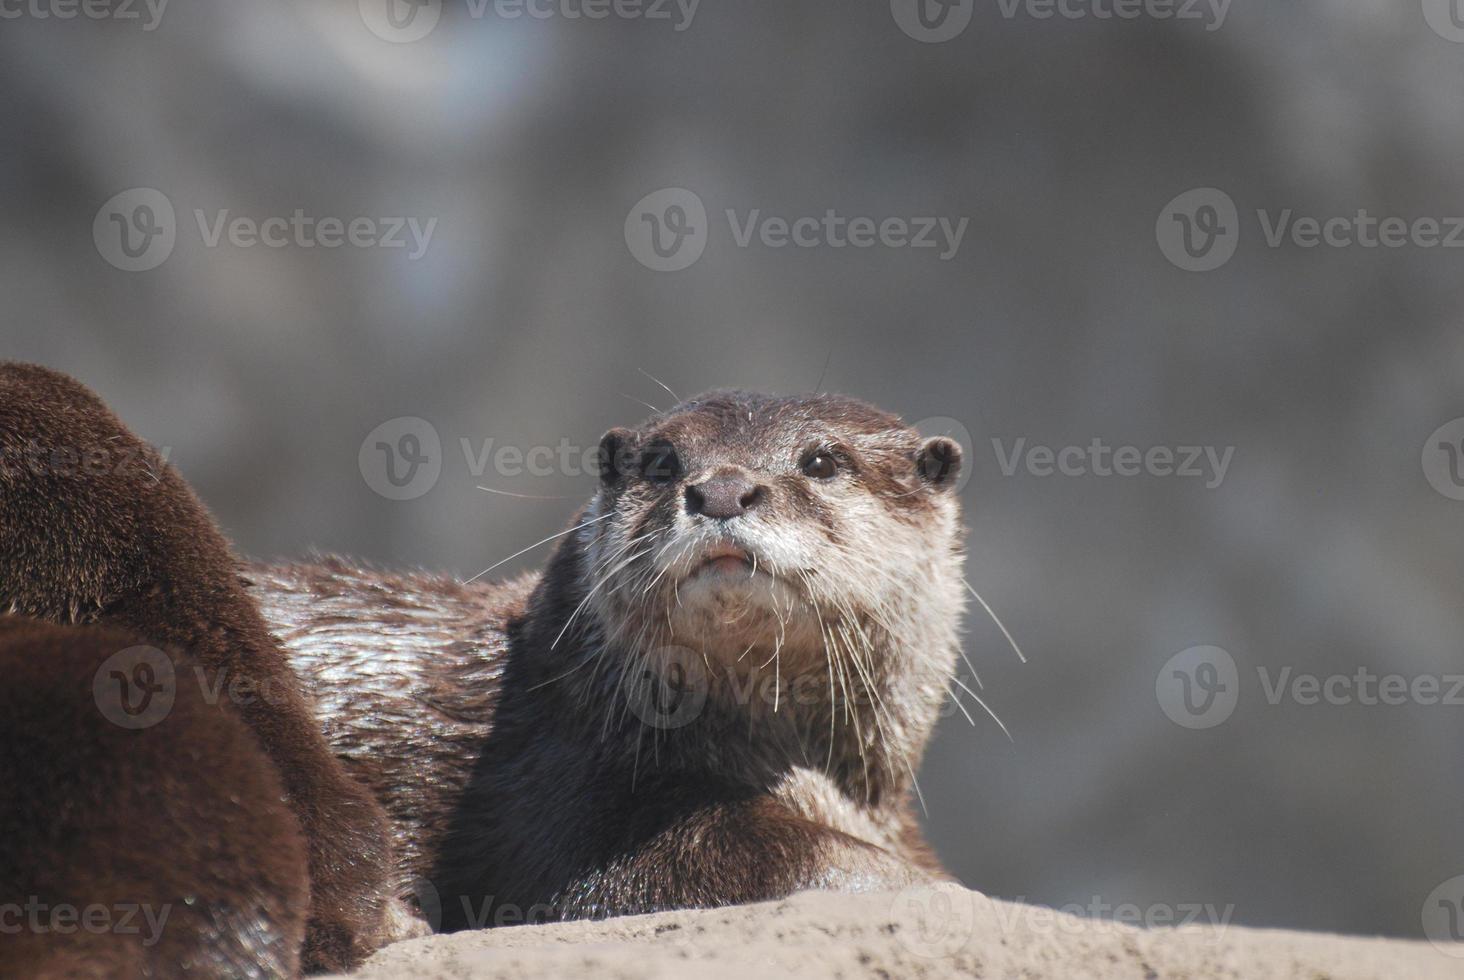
685, 471, 764, 520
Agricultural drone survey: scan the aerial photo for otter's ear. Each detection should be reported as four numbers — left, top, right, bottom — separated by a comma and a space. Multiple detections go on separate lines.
916, 436, 962, 490
597, 428, 636, 485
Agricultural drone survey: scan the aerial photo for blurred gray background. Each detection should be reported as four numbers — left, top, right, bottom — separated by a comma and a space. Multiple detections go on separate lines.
4, 0, 1463, 941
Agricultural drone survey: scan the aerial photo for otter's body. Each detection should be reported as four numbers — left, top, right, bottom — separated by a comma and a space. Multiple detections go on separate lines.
253, 558, 944, 916
0, 362, 395, 973
249, 559, 532, 896
0, 619, 310, 980
3, 367, 971, 966
254, 390, 967, 928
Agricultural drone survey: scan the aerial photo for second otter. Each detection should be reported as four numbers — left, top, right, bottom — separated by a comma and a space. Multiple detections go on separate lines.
255, 390, 969, 926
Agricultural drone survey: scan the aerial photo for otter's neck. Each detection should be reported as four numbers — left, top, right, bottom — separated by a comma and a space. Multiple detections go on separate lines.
518, 535, 939, 811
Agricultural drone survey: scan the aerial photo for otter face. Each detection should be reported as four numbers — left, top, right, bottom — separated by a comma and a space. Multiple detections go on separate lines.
584, 390, 966, 676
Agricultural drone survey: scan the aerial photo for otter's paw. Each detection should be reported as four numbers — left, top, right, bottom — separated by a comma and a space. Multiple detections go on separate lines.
804, 845, 939, 895
297, 776, 395, 973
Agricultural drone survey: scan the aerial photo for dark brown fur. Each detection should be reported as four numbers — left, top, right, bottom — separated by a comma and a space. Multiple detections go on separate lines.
0, 618, 308, 979
0, 363, 393, 972
1, 367, 966, 951
254, 390, 967, 929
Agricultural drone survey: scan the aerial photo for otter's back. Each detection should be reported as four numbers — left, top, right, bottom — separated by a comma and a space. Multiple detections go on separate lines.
248, 557, 536, 888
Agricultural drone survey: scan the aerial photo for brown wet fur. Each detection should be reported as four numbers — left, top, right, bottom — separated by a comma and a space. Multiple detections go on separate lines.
0, 618, 308, 979
254, 389, 969, 929
0, 366, 966, 951
0, 362, 393, 972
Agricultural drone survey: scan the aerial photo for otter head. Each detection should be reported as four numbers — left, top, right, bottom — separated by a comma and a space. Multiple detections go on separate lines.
580, 389, 967, 722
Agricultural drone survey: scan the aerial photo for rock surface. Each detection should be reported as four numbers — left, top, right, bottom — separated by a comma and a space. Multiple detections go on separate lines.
334, 885, 1461, 979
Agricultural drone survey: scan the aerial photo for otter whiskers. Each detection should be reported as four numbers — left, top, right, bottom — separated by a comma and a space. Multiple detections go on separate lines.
466, 511, 614, 584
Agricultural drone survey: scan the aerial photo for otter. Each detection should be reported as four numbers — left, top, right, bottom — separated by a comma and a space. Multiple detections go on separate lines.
2, 368, 973, 966
0, 618, 309, 979
0, 362, 395, 973
252, 389, 968, 927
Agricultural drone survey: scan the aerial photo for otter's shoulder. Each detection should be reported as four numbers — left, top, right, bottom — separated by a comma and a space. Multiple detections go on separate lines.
246, 555, 536, 712
246, 555, 537, 631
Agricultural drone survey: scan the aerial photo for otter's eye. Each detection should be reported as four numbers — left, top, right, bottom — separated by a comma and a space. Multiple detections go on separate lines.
802, 452, 839, 480
640, 442, 682, 484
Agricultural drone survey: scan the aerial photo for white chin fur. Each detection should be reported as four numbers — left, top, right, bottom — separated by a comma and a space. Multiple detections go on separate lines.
666, 569, 814, 648
675, 565, 794, 614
